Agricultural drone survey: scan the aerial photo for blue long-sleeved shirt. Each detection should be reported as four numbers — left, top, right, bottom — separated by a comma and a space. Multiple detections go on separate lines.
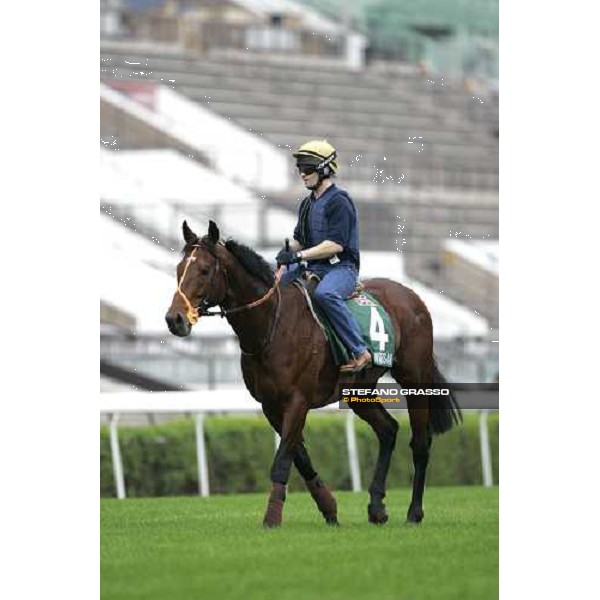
293, 184, 360, 271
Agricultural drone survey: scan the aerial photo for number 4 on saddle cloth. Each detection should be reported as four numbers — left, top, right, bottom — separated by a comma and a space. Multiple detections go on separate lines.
293, 280, 396, 368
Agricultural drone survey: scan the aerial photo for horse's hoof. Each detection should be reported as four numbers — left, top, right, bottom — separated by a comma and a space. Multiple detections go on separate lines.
368, 503, 389, 525
325, 516, 339, 526
263, 498, 284, 528
406, 505, 424, 524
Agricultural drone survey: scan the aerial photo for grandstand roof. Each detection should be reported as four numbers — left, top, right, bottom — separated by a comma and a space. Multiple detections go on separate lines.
101, 149, 162, 205
101, 80, 291, 193
406, 280, 488, 339
445, 239, 499, 276
101, 211, 178, 274
109, 149, 256, 204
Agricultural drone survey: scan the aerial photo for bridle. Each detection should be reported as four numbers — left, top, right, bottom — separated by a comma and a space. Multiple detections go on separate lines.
176, 243, 224, 324
175, 241, 284, 355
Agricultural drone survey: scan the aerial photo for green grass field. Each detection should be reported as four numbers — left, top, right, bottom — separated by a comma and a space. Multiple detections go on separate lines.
101, 486, 498, 600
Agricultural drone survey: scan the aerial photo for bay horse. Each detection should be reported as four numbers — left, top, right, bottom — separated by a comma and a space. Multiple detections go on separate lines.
165, 220, 461, 527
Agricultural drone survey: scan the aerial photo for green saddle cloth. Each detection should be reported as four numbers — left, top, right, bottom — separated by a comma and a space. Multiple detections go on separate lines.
312, 291, 395, 368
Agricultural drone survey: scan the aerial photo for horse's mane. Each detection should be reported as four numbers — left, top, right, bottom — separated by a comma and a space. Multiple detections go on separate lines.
180, 235, 274, 287
224, 239, 275, 287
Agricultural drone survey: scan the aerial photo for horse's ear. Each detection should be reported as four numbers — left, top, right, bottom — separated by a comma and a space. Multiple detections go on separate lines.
208, 220, 220, 244
182, 220, 198, 245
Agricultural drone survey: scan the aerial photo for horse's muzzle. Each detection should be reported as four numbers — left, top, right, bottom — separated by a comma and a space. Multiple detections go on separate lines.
165, 312, 191, 337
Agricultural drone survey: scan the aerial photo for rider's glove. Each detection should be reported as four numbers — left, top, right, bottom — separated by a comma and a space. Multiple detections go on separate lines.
276, 249, 302, 266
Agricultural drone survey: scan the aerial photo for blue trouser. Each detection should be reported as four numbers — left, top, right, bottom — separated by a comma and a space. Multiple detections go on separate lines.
281, 263, 367, 358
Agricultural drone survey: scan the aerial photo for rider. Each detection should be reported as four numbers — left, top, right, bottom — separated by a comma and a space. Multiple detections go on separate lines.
276, 140, 372, 373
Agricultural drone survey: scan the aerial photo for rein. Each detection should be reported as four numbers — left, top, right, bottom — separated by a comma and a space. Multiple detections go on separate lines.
201, 264, 284, 319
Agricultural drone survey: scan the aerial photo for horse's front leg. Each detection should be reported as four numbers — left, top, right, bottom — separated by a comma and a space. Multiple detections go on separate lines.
263, 393, 309, 528
262, 404, 338, 525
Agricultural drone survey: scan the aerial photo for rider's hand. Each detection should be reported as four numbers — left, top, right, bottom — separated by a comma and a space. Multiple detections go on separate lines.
276, 249, 302, 266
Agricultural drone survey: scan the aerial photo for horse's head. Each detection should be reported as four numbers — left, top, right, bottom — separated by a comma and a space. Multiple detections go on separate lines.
165, 220, 227, 337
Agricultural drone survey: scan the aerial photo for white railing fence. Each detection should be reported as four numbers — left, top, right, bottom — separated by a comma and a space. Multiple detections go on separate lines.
100, 390, 496, 499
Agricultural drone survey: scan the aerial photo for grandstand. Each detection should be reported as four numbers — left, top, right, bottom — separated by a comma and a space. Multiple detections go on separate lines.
100, 0, 498, 394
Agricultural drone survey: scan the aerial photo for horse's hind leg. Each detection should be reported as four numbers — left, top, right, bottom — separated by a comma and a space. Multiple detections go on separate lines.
298, 447, 338, 525
351, 402, 399, 524
390, 364, 432, 524
262, 402, 338, 525
405, 397, 432, 523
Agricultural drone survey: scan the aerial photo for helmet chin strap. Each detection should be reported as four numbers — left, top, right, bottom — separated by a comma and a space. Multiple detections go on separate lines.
310, 173, 331, 192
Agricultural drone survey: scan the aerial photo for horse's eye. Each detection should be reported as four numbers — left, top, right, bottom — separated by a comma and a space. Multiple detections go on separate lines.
200, 267, 210, 276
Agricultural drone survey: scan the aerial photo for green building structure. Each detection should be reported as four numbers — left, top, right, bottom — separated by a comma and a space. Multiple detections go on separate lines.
298, 0, 498, 80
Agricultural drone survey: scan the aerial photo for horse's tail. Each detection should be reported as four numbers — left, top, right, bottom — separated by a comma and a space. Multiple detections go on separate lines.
429, 359, 462, 435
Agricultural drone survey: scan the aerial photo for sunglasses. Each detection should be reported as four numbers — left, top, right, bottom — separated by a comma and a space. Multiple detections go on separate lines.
297, 164, 318, 175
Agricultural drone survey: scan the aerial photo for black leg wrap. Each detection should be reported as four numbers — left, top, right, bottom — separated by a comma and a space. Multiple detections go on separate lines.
368, 502, 389, 525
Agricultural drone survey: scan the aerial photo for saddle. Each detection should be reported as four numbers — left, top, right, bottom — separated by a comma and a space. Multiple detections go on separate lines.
291, 271, 383, 368
296, 270, 364, 299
